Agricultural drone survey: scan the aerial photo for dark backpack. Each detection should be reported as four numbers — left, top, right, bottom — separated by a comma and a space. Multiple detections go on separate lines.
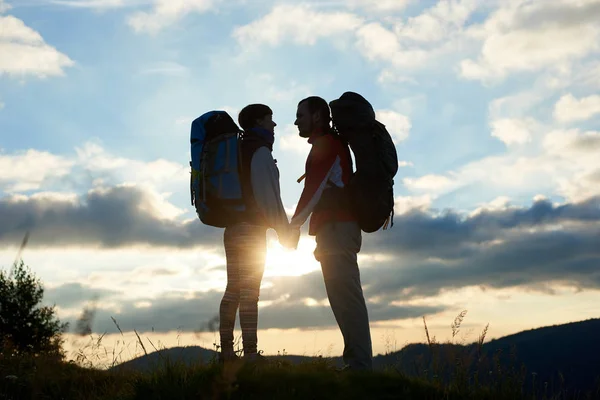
189, 111, 246, 228
329, 92, 398, 233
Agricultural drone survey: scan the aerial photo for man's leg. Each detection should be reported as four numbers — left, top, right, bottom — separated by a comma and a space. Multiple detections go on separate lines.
219, 226, 241, 359
317, 222, 373, 371
238, 224, 267, 356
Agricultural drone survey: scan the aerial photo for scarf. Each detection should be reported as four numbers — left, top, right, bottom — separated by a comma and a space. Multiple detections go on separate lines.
247, 127, 275, 150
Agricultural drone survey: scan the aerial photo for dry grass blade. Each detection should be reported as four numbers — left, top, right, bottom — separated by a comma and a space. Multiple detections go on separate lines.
134, 329, 148, 357
477, 323, 490, 359
451, 310, 468, 340
423, 316, 432, 348
13, 231, 30, 266
111, 316, 124, 337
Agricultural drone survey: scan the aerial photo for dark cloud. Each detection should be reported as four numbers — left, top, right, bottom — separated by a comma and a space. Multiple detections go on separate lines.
45, 282, 119, 308
61, 288, 443, 334
365, 196, 600, 258
0, 186, 222, 249
359, 197, 600, 301
514, 1, 600, 30
4, 185, 600, 333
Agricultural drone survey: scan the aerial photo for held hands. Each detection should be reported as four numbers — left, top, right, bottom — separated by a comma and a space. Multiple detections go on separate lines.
280, 227, 300, 250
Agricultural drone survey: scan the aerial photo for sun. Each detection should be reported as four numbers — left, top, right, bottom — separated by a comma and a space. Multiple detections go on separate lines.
264, 236, 320, 277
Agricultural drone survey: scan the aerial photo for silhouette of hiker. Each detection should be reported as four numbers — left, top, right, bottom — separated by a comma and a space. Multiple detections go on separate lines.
218, 104, 291, 363
284, 96, 373, 371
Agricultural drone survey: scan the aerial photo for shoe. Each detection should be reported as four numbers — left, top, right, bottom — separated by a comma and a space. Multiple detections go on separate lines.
336, 364, 352, 373
218, 351, 241, 365
243, 350, 268, 364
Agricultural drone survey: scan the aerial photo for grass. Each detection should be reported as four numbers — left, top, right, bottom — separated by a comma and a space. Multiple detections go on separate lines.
2, 353, 597, 400
1, 312, 599, 400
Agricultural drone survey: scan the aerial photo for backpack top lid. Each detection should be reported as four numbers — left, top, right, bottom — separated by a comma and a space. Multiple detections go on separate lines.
330, 92, 376, 127
190, 111, 240, 144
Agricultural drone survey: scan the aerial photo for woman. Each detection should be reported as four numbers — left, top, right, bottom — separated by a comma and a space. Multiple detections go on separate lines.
218, 104, 290, 363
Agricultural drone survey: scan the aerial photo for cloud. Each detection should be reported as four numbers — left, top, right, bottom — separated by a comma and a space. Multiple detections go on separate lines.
67, 195, 600, 334
394, 195, 432, 215
554, 94, 600, 123
128, 0, 218, 34
277, 125, 309, 156
345, 0, 413, 12
232, 4, 363, 47
461, 0, 600, 82
490, 118, 537, 146
0, 143, 189, 201
376, 110, 411, 143
542, 129, 600, 201
0, 0, 11, 13
57, 284, 445, 333
0, 185, 220, 249
50, 0, 125, 8
394, 0, 478, 43
138, 61, 189, 76
359, 195, 600, 300
404, 174, 456, 194
0, 15, 74, 78
0, 149, 75, 192
355, 22, 428, 69
45, 283, 120, 308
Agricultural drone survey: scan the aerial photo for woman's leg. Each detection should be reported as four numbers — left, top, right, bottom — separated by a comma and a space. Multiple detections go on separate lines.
219, 226, 241, 358
237, 224, 267, 356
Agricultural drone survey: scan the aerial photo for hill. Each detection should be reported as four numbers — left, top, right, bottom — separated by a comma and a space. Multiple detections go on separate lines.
112, 318, 600, 393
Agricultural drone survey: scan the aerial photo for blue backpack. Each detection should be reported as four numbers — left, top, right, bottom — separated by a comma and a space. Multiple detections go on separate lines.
189, 111, 246, 228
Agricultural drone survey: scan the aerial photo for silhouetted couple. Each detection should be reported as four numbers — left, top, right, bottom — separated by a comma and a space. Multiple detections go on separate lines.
218, 97, 372, 371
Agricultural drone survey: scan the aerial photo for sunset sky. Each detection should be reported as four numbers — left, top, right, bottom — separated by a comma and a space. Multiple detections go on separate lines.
1, 0, 599, 364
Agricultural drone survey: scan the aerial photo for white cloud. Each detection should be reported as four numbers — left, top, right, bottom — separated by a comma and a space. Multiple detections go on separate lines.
394, 194, 432, 215
398, 161, 413, 168
277, 124, 309, 156
0, 15, 74, 78
75, 142, 189, 189
0, 0, 11, 13
402, 123, 600, 206
395, 0, 479, 43
0, 143, 190, 201
128, 0, 218, 34
346, 0, 413, 12
355, 0, 479, 71
489, 91, 545, 120
460, 0, 600, 82
554, 94, 600, 123
355, 22, 428, 68
50, 0, 124, 8
233, 4, 363, 47
542, 129, 600, 201
0, 149, 75, 192
139, 61, 189, 76
403, 174, 456, 193
376, 110, 411, 143
490, 118, 537, 146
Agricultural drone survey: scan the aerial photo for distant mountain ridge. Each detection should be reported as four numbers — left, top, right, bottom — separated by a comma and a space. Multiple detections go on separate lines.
113, 318, 600, 393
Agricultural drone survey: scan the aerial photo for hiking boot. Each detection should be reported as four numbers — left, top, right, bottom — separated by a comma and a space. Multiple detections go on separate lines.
218, 351, 241, 365
243, 350, 268, 364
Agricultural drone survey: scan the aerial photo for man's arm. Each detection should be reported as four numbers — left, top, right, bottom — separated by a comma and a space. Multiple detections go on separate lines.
290, 143, 339, 229
250, 147, 290, 239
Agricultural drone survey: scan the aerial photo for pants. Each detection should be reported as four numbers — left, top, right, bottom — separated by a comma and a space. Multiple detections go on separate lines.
219, 223, 267, 356
315, 221, 373, 371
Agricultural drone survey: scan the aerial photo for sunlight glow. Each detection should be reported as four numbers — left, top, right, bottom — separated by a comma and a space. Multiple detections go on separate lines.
264, 236, 320, 277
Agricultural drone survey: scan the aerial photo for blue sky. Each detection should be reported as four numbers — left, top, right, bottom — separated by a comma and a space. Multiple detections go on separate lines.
1, 0, 600, 364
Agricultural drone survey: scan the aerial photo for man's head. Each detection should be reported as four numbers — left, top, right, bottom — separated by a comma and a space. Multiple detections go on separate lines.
295, 96, 331, 138
238, 104, 277, 133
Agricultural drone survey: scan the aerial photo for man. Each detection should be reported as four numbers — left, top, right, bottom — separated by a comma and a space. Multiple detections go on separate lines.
287, 96, 373, 371
218, 104, 290, 363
